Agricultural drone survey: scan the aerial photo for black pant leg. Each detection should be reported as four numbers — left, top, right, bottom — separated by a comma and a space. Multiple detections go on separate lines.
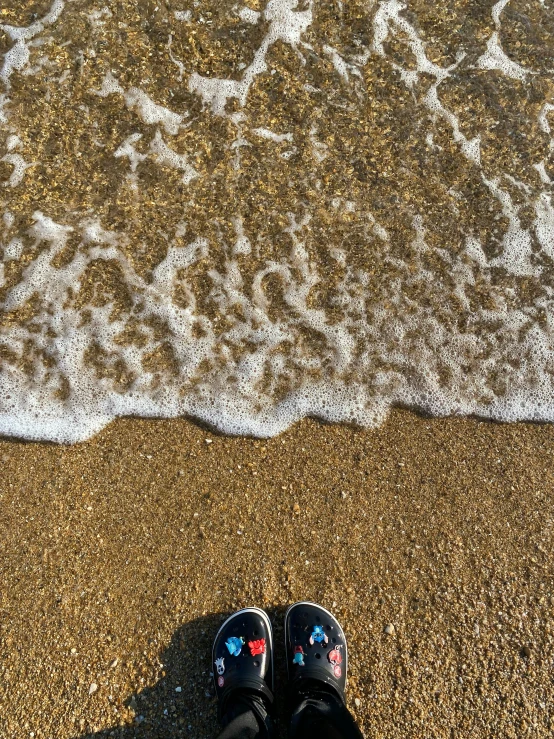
288, 686, 363, 739
216, 691, 276, 739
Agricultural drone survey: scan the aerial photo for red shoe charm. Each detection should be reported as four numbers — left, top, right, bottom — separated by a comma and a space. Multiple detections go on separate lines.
248, 638, 266, 656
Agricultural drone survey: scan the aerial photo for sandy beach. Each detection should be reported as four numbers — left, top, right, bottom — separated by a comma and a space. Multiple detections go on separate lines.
1, 410, 553, 738
1, 2, 554, 737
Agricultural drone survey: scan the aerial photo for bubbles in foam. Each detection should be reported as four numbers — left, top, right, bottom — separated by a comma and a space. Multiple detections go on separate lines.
91, 71, 124, 98
174, 10, 192, 22
114, 133, 147, 173
1, 0, 554, 442
1, 152, 34, 187
239, 7, 261, 25
0, 40, 30, 86
476, 33, 529, 81
0, 0, 65, 86
149, 130, 198, 185
123, 88, 183, 135
188, 0, 313, 115
3, 238, 23, 260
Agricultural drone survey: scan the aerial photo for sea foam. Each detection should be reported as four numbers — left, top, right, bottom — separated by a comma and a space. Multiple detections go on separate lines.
0, 0, 553, 442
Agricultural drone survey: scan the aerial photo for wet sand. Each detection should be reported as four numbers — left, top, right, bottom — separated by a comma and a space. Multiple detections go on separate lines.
1, 410, 553, 738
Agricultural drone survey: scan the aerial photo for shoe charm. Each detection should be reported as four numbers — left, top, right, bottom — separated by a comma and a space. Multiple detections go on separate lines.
328, 644, 343, 677
293, 645, 305, 666
309, 625, 328, 646
225, 636, 245, 656
214, 657, 225, 675
248, 638, 266, 656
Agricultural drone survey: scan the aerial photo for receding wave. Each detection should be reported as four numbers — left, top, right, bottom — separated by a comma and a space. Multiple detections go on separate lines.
0, 0, 553, 442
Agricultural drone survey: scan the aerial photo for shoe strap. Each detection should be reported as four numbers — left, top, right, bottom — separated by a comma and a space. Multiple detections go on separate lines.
219, 674, 274, 719
289, 666, 346, 705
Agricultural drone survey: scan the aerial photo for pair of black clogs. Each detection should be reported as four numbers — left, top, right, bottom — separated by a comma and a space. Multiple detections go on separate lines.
212, 601, 348, 716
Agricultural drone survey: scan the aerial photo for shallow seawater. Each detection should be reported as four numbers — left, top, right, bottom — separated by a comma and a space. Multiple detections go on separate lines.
0, 0, 553, 442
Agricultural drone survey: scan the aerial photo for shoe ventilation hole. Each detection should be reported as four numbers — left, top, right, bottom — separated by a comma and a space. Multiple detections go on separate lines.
332, 637, 337, 643
315, 653, 321, 659
315, 615, 321, 622
253, 660, 259, 667
253, 629, 259, 636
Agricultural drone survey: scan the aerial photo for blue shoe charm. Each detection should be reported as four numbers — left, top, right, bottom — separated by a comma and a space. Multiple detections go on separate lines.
309, 625, 328, 646
225, 636, 245, 657
293, 645, 305, 666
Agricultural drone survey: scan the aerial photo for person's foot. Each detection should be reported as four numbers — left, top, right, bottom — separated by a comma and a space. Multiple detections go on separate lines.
285, 601, 348, 704
212, 607, 274, 718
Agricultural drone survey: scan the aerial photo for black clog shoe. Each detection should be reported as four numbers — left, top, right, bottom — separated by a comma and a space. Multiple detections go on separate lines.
212, 607, 274, 719
285, 601, 348, 704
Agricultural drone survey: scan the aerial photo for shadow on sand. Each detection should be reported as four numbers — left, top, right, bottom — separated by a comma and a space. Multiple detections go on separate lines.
73, 607, 289, 739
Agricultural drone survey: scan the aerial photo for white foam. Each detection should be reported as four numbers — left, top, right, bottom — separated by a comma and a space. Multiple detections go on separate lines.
3, 238, 24, 260
323, 46, 350, 81
188, 75, 243, 116
232, 216, 252, 255
372, 0, 480, 165
238, 7, 261, 25
534, 161, 552, 185
1, 153, 35, 187
534, 194, 554, 260
0, 0, 65, 43
91, 71, 124, 97
465, 236, 488, 268
167, 34, 186, 82
393, 64, 418, 89
309, 125, 328, 162
0, 0, 65, 89
81, 218, 122, 247
538, 103, 554, 134
174, 10, 192, 22
91, 76, 185, 138
124, 88, 183, 135
87, 7, 113, 31
491, 0, 511, 28
4, 212, 74, 312
0, 93, 8, 123
484, 177, 534, 276
424, 86, 481, 165
476, 32, 529, 81
114, 133, 147, 172
189, 0, 313, 115
0, 40, 30, 87
149, 129, 198, 184
153, 237, 209, 287
252, 127, 293, 143
2, 0, 554, 443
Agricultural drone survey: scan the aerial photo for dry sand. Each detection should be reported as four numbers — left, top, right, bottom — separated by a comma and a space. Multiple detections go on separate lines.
1, 410, 553, 738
